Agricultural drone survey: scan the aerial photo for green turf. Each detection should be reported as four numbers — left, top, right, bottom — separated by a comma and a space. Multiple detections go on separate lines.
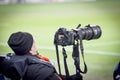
0, 0, 120, 80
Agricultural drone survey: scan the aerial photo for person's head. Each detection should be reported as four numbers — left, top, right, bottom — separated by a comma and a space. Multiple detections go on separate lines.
8, 31, 37, 55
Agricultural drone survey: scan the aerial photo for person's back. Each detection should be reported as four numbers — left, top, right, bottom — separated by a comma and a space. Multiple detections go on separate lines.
1, 32, 61, 80
1, 53, 60, 80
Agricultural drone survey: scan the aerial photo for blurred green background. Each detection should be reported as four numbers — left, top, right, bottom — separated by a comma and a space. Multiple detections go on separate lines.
0, 0, 120, 80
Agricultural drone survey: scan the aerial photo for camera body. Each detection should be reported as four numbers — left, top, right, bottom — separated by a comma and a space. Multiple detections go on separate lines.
54, 24, 102, 46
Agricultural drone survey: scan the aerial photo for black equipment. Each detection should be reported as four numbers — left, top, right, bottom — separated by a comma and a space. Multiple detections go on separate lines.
54, 24, 102, 80
113, 62, 120, 80
0, 53, 60, 80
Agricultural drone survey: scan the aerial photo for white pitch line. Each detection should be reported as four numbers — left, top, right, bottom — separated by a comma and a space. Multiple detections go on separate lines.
0, 42, 120, 56
37, 46, 120, 56
85, 41, 120, 47
0, 42, 8, 46
85, 50, 120, 56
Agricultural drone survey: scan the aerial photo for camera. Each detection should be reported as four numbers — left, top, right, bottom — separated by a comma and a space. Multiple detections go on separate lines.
54, 24, 102, 46
54, 24, 102, 80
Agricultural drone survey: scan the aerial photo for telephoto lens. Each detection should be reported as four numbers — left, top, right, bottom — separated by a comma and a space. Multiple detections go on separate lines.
79, 25, 102, 40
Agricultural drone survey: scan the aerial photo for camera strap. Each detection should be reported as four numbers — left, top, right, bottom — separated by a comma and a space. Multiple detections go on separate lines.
55, 44, 61, 75
62, 47, 70, 80
54, 40, 87, 80
72, 40, 87, 75
55, 44, 70, 80
79, 36, 88, 74
72, 41, 81, 75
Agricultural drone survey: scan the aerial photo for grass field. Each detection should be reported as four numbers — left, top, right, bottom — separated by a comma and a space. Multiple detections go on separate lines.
0, 0, 120, 80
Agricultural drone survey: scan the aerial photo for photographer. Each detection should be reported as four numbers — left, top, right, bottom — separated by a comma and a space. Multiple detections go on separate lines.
1, 32, 61, 80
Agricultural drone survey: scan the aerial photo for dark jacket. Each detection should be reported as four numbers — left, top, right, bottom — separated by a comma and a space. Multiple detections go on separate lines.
113, 62, 120, 80
1, 54, 60, 80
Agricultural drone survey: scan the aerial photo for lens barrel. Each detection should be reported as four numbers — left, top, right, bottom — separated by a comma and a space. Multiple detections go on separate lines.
80, 25, 102, 40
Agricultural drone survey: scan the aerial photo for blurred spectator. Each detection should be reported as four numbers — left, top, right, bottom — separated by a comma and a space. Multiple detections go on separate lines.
113, 62, 120, 80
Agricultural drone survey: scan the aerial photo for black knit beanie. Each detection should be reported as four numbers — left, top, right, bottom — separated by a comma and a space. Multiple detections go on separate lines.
8, 32, 33, 55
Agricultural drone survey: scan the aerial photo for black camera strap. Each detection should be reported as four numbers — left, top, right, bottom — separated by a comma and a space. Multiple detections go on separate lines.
79, 36, 88, 74
55, 44, 61, 75
62, 47, 70, 80
72, 41, 81, 75
55, 44, 70, 79
72, 39, 87, 75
